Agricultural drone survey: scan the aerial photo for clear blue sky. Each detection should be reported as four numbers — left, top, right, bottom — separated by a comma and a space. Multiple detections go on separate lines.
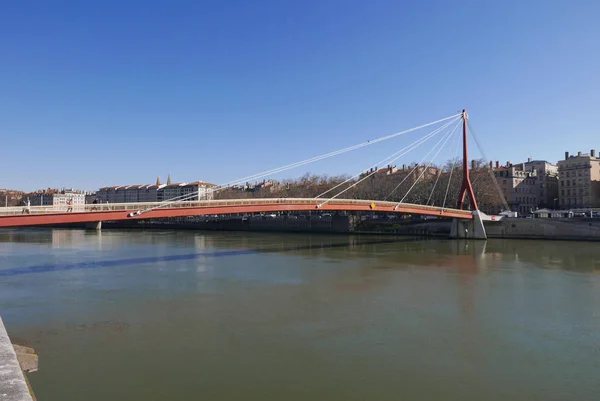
1, 0, 599, 192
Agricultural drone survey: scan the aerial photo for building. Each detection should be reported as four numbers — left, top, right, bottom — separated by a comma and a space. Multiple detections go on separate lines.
0, 189, 24, 207
25, 188, 86, 209
138, 184, 166, 203
524, 159, 559, 208
84, 191, 97, 204
161, 181, 216, 201
96, 178, 215, 204
360, 164, 440, 181
493, 159, 558, 213
557, 150, 600, 208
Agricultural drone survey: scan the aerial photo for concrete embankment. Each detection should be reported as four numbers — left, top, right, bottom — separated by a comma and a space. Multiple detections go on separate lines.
485, 218, 600, 241
0, 317, 34, 401
35, 215, 600, 241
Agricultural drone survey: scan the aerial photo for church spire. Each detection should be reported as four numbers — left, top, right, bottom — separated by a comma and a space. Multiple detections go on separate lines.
167, 173, 172, 185
156, 175, 161, 185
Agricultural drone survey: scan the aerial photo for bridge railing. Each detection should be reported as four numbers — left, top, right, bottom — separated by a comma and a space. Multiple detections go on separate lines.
0, 198, 472, 217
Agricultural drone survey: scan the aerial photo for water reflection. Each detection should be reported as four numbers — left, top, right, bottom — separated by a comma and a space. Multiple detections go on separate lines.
2, 229, 600, 401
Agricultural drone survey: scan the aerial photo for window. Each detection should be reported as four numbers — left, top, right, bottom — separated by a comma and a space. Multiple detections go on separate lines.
567, 172, 570, 177
561, 181, 564, 186
561, 190, 564, 196
567, 189, 571, 195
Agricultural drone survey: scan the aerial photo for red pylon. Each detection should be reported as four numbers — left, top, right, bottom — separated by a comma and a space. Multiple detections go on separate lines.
457, 109, 479, 210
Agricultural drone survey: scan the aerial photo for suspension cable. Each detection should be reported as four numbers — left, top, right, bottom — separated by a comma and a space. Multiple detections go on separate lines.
315, 116, 460, 200
395, 119, 461, 207
315, 117, 461, 207
467, 119, 510, 211
384, 119, 460, 202
134, 113, 462, 215
427, 122, 462, 205
442, 124, 462, 210
217, 113, 462, 189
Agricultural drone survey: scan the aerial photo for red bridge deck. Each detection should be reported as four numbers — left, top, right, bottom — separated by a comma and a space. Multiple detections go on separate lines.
0, 198, 473, 228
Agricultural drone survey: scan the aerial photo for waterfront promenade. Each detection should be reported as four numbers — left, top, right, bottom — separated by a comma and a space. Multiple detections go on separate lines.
0, 317, 33, 401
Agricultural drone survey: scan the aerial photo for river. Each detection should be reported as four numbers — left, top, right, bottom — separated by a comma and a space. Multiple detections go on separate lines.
1, 228, 599, 400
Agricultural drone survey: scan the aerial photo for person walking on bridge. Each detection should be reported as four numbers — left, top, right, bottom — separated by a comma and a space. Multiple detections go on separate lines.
21, 198, 30, 214
66, 198, 73, 212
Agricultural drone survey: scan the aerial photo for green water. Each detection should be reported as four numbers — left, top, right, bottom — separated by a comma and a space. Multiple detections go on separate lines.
1, 229, 599, 400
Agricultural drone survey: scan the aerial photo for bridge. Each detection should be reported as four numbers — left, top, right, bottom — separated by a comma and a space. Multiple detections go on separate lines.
1, 110, 505, 239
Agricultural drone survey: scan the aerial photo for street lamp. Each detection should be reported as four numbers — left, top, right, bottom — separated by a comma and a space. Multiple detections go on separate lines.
553, 198, 558, 210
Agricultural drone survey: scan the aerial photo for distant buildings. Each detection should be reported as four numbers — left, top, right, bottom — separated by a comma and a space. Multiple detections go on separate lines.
25, 188, 86, 208
359, 164, 440, 181
0, 189, 24, 207
96, 176, 216, 204
493, 159, 559, 214
557, 150, 600, 208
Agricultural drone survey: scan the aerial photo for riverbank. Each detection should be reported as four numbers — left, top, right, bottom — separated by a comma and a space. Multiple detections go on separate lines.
0, 317, 35, 401
19, 214, 600, 241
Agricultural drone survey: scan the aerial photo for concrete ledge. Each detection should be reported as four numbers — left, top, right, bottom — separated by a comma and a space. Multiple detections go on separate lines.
0, 317, 34, 401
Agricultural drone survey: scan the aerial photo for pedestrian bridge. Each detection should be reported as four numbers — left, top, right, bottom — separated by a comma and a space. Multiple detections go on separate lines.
0, 198, 473, 228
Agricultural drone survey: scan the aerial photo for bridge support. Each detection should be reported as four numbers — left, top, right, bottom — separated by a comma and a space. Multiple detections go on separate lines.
450, 211, 487, 240
85, 221, 102, 231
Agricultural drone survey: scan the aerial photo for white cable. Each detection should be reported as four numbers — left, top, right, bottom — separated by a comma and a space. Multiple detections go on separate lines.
315, 117, 460, 200
216, 112, 461, 188
442, 124, 462, 210
384, 119, 460, 202
427, 122, 461, 205
316, 117, 461, 207
396, 119, 461, 207
136, 113, 462, 214
467, 119, 510, 211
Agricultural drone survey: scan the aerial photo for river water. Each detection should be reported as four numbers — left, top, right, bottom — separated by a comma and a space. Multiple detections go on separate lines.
1, 228, 599, 400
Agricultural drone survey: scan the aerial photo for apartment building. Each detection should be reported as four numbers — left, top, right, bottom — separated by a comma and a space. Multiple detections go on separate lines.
26, 189, 86, 208
557, 150, 600, 208
96, 180, 215, 204
493, 158, 558, 214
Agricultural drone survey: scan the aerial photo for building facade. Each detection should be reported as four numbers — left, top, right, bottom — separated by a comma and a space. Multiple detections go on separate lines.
557, 150, 600, 208
493, 158, 558, 214
96, 181, 215, 204
26, 189, 86, 209
0, 189, 24, 207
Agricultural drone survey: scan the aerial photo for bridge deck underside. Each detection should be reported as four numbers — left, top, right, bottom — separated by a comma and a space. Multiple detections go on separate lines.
0, 199, 472, 228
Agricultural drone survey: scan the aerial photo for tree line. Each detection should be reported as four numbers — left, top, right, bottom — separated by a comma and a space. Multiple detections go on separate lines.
215, 158, 505, 213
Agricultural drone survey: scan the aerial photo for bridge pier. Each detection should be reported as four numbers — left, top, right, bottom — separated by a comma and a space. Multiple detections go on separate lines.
85, 221, 102, 231
450, 211, 487, 240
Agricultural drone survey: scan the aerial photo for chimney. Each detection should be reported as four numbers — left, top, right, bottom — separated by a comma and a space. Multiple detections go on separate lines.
489, 161, 493, 169
506, 161, 510, 167
592, 149, 596, 158
527, 157, 532, 163
578, 151, 582, 157
565, 151, 569, 159
402, 164, 406, 170
471, 160, 476, 170
496, 161, 500, 168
